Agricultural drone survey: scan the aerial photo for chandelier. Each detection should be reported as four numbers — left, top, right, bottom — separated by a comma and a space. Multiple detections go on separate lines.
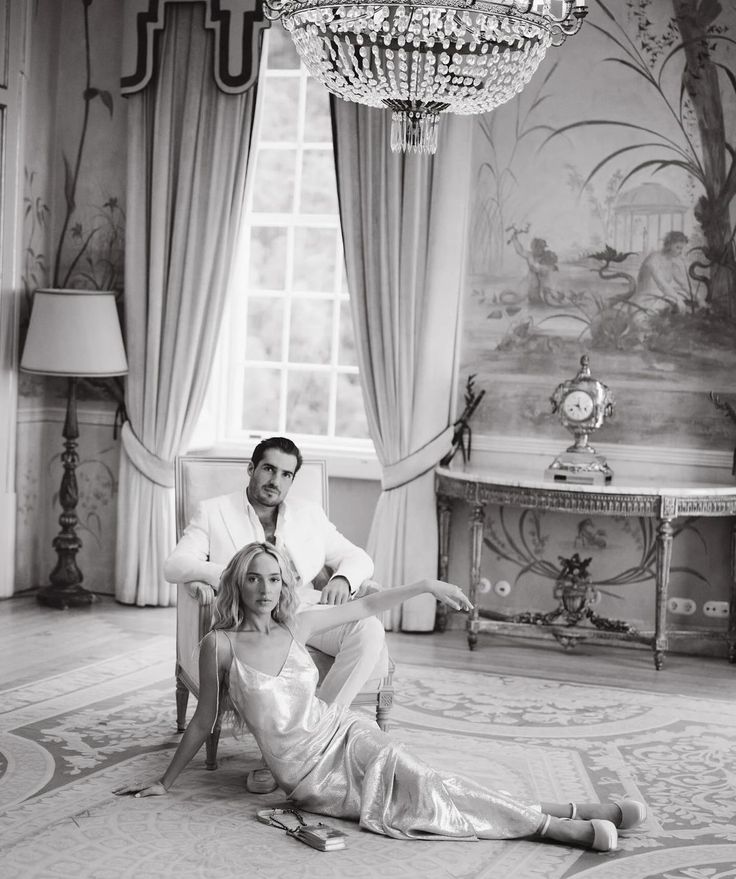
263, 0, 588, 154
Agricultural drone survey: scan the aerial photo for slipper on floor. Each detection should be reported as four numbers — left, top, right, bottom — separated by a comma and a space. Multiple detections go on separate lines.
246, 768, 278, 794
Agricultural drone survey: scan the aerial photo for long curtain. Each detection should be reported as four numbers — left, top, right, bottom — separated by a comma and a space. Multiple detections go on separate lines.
115, 5, 256, 605
331, 102, 474, 631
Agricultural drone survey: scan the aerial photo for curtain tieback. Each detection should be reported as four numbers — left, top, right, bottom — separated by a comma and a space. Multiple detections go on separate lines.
381, 426, 453, 491
121, 421, 175, 488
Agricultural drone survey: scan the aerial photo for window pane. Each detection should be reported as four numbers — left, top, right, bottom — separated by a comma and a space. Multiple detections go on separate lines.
305, 78, 332, 142
259, 77, 300, 141
338, 300, 357, 366
300, 151, 338, 214
336, 373, 369, 438
286, 370, 329, 434
293, 227, 336, 291
246, 296, 283, 361
242, 367, 281, 432
266, 24, 301, 69
252, 150, 295, 213
249, 227, 288, 290
290, 298, 332, 364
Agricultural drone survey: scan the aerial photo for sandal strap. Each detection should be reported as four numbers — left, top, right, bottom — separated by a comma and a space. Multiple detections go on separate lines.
538, 814, 551, 837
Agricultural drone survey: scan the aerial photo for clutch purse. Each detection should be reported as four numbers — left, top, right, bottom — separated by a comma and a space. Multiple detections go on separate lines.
292, 823, 348, 851
257, 808, 348, 852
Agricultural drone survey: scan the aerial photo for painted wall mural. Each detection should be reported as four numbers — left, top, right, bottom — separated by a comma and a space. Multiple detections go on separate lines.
449, 0, 736, 651
21, 0, 125, 328
461, 0, 736, 451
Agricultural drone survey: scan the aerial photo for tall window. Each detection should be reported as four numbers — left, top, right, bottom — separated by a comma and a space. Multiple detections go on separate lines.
199, 27, 370, 453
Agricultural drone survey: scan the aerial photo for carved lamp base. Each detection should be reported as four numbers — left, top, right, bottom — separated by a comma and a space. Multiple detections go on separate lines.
545, 448, 613, 485
37, 584, 96, 609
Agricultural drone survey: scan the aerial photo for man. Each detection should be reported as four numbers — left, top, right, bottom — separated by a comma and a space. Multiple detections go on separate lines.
164, 436, 387, 792
636, 231, 693, 313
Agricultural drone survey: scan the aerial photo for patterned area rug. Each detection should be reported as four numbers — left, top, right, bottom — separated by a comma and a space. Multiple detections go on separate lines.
2, 640, 736, 879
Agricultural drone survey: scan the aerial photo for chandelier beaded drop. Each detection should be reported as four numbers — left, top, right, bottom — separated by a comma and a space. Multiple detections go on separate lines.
263, 0, 588, 154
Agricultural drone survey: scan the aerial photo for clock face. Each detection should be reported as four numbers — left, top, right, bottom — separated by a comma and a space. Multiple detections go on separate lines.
561, 390, 595, 422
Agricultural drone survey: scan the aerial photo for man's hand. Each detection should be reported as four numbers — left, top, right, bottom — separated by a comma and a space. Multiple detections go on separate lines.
183, 581, 216, 606
352, 579, 383, 600
319, 575, 351, 605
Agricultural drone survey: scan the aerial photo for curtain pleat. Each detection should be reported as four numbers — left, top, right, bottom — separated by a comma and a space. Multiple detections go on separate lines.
115, 5, 256, 605
331, 101, 474, 630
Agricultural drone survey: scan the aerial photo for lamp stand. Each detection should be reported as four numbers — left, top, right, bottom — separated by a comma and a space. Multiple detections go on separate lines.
37, 377, 96, 609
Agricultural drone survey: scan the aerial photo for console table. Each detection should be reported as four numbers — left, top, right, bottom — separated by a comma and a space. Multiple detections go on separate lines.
435, 466, 736, 669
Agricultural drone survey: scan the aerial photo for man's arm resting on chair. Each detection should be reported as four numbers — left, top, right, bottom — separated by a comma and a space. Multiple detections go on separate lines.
318, 508, 374, 598
163, 505, 225, 598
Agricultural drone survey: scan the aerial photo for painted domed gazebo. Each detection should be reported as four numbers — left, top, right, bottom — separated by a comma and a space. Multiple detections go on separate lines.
613, 183, 688, 254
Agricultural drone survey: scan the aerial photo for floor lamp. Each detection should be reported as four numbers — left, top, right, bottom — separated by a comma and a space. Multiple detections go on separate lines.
20, 289, 128, 609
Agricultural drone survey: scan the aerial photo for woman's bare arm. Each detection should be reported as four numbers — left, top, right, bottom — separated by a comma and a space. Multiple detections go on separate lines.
294, 579, 472, 642
113, 631, 223, 797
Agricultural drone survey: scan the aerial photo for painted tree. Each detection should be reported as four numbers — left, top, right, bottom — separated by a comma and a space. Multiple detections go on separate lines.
549, 0, 736, 317
672, 0, 736, 316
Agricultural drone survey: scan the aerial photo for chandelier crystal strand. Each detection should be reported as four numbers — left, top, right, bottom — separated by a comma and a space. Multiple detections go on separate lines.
264, 0, 588, 154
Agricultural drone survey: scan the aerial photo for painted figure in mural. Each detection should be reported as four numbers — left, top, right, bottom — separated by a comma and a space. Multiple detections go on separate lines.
635, 231, 693, 314
116, 541, 647, 852
507, 225, 560, 306
163, 435, 386, 794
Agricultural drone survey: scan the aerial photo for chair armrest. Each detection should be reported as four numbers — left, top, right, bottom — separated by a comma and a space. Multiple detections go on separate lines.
181, 580, 216, 606
176, 581, 214, 694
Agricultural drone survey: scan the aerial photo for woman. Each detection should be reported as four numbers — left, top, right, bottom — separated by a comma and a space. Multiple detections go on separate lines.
114, 542, 645, 851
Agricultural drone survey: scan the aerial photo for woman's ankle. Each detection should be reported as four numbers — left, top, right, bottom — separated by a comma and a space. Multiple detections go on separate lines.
539, 816, 600, 848
540, 802, 619, 824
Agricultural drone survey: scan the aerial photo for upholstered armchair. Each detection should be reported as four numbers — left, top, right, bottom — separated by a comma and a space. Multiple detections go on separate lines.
173, 454, 395, 769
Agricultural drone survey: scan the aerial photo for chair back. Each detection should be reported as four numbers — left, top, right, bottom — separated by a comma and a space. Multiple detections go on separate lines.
174, 454, 329, 537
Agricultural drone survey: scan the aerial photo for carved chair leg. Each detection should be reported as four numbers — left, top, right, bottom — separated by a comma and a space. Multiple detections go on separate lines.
376, 691, 394, 732
175, 674, 189, 733
205, 723, 221, 771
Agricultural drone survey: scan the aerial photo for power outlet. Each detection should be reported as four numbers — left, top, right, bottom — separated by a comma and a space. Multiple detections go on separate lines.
668, 597, 696, 615
703, 600, 729, 618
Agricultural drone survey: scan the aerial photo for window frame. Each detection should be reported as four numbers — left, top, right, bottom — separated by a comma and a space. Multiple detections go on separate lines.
194, 28, 376, 476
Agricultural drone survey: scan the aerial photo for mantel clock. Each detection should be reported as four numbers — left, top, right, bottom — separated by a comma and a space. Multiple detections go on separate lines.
546, 355, 615, 485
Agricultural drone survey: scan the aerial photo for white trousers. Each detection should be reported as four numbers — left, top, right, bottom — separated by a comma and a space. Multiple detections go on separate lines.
306, 615, 388, 706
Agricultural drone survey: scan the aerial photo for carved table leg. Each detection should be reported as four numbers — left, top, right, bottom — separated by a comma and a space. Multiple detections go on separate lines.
729, 519, 736, 663
468, 502, 485, 651
435, 496, 452, 633
654, 516, 674, 671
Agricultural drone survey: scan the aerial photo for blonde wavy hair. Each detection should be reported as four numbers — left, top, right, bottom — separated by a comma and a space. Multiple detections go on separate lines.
211, 542, 298, 631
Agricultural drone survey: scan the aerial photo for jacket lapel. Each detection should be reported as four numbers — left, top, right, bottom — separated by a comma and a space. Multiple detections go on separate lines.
217, 490, 257, 552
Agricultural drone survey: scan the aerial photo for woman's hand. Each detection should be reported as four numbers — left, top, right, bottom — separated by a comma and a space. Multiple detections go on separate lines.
113, 779, 168, 798
428, 580, 474, 612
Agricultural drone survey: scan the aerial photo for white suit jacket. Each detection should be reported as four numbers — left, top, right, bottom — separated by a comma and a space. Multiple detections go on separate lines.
163, 488, 373, 603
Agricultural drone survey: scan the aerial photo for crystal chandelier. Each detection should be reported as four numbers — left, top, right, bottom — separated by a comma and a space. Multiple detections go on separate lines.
263, 0, 588, 154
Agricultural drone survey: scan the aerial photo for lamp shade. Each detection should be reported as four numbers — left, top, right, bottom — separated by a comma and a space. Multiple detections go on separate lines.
20, 289, 128, 377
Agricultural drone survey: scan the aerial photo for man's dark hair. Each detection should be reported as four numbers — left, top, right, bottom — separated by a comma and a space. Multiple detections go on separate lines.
250, 436, 303, 474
